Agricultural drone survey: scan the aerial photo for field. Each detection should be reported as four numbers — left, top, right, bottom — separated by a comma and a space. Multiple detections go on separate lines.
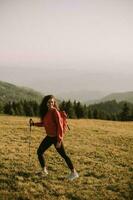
0, 115, 133, 200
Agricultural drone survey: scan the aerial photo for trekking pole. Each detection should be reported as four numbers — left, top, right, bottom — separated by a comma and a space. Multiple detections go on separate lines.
28, 118, 33, 166
67, 124, 70, 131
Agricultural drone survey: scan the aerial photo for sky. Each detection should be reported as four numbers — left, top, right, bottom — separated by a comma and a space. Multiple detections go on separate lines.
0, 0, 133, 95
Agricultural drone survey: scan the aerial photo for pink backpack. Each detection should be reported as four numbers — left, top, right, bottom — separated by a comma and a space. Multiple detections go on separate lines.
52, 110, 70, 133
59, 111, 70, 133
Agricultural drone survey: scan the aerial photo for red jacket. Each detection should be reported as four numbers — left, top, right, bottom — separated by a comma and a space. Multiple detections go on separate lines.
34, 107, 63, 142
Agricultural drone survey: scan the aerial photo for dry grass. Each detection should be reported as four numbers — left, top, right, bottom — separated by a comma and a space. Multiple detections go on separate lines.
0, 115, 133, 200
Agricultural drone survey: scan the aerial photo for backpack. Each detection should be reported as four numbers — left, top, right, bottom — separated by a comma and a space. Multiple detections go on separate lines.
59, 111, 70, 133
52, 110, 70, 133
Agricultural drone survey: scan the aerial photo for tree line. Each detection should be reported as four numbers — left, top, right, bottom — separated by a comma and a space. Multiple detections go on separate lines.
0, 99, 133, 121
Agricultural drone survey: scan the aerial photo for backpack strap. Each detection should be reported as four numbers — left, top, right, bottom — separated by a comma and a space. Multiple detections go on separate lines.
60, 111, 70, 131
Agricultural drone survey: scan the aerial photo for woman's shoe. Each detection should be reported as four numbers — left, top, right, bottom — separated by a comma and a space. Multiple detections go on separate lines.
35, 167, 48, 176
43, 167, 48, 175
67, 171, 79, 181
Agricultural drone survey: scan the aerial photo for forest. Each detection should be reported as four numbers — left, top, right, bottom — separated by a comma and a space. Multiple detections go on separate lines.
1, 99, 133, 121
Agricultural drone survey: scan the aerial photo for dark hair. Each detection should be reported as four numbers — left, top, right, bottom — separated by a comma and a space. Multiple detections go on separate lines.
39, 95, 59, 120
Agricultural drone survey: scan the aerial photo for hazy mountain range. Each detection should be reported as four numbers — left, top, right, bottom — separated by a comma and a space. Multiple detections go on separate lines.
56, 90, 108, 102
0, 80, 133, 105
0, 80, 43, 104
86, 91, 133, 105
0, 66, 133, 96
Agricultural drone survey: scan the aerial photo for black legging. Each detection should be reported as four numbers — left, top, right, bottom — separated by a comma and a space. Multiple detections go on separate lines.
37, 136, 74, 170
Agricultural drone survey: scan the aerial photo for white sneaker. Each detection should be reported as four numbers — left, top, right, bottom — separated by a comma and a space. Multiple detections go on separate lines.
43, 167, 48, 175
67, 171, 79, 181
36, 167, 48, 176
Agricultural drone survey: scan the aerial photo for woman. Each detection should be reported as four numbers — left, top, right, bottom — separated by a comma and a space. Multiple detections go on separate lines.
30, 95, 79, 181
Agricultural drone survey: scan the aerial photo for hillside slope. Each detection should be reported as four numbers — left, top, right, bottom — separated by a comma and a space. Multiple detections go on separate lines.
100, 91, 133, 103
87, 91, 133, 104
0, 80, 43, 104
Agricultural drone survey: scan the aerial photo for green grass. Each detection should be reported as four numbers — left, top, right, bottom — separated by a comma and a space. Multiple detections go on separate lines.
0, 116, 133, 200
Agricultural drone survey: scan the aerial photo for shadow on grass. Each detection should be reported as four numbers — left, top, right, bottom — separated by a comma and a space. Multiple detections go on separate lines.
84, 170, 106, 179
0, 193, 30, 200
67, 194, 83, 200
106, 184, 120, 192
16, 171, 31, 178
128, 181, 133, 199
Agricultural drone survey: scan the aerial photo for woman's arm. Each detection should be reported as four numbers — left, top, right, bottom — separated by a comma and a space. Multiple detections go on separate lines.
33, 122, 45, 127
29, 120, 45, 127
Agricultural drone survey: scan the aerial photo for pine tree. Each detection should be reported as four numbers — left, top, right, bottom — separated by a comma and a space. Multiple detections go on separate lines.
75, 101, 84, 118
119, 103, 129, 121
93, 108, 98, 119
65, 100, 76, 118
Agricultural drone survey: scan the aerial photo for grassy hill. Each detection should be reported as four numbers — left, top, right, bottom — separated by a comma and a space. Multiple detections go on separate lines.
0, 80, 43, 104
87, 91, 133, 105
100, 91, 133, 103
0, 116, 132, 200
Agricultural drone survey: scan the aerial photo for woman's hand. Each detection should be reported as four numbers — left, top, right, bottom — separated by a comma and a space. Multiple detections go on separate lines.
56, 141, 61, 149
29, 118, 34, 126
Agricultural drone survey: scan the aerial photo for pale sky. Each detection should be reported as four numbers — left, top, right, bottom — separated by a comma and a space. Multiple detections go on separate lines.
0, 0, 133, 94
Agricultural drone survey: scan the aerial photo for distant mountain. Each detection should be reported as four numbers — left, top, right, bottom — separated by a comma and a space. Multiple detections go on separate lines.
56, 90, 108, 102
1, 80, 133, 107
87, 91, 133, 104
100, 91, 133, 103
0, 80, 43, 104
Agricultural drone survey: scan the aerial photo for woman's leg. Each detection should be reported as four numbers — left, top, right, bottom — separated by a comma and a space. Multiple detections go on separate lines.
37, 136, 52, 168
54, 142, 74, 170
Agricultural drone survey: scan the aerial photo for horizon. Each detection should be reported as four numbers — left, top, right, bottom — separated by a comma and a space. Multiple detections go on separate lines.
0, 66, 133, 96
0, 78, 133, 104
